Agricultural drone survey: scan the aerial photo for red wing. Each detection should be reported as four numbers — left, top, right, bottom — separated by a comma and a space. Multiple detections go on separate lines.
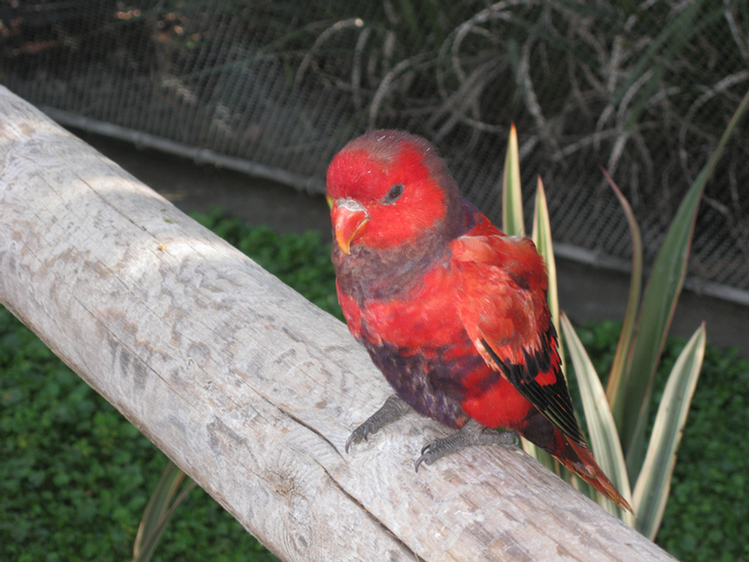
452, 232, 585, 443
451, 232, 550, 366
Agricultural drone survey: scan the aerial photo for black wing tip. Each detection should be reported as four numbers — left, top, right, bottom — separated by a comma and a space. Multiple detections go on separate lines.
479, 336, 586, 444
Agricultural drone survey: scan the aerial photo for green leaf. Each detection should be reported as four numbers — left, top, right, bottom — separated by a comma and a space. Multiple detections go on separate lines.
133, 460, 197, 562
560, 313, 633, 523
532, 175, 568, 395
531, 177, 559, 329
620, 172, 701, 473
601, 171, 643, 422
502, 124, 524, 237
623, 87, 749, 478
633, 324, 706, 539
525, 175, 564, 474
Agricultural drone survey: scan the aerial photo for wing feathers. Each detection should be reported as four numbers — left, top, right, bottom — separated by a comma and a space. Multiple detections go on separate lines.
454, 230, 587, 445
479, 337, 585, 444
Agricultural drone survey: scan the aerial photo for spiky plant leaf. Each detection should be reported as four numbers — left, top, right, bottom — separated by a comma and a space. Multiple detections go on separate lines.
560, 313, 634, 524
601, 171, 643, 420
633, 324, 706, 539
502, 124, 524, 238
622, 87, 749, 478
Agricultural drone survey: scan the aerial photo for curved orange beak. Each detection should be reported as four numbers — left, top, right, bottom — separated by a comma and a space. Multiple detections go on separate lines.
330, 198, 369, 255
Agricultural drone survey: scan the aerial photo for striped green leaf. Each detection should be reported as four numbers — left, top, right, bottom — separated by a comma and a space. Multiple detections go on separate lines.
502, 124, 524, 237
532, 177, 559, 330
527, 174, 566, 475
623, 87, 749, 478
633, 324, 706, 539
601, 171, 643, 421
561, 313, 634, 524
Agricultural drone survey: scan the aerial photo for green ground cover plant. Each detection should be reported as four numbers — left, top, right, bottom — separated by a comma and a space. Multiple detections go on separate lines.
1, 211, 746, 561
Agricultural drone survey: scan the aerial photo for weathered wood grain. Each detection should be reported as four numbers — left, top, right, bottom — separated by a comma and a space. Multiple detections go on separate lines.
0, 86, 677, 561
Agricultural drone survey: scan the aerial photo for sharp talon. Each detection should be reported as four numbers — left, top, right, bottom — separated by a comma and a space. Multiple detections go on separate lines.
414, 455, 426, 473
415, 447, 437, 472
344, 433, 355, 454
345, 424, 371, 454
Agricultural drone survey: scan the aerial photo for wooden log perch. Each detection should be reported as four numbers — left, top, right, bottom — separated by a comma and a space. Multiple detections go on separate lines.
0, 86, 676, 561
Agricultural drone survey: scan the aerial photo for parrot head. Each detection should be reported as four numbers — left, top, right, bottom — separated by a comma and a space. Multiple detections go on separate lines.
326, 130, 462, 255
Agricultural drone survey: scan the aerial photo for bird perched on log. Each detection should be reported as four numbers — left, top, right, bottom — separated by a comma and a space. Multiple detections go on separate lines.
326, 129, 631, 512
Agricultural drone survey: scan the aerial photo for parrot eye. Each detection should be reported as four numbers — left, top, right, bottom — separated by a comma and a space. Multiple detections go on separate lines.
384, 183, 404, 204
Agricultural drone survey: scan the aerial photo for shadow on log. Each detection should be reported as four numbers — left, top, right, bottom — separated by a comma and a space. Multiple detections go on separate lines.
0, 86, 676, 561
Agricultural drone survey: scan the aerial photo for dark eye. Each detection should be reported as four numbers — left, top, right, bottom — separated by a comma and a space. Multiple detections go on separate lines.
384, 183, 404, 204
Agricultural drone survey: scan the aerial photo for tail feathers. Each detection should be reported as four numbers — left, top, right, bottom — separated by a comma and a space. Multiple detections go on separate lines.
551, 432, 633, 513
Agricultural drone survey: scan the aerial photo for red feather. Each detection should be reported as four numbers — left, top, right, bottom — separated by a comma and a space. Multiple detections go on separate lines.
328, 129, 631, 512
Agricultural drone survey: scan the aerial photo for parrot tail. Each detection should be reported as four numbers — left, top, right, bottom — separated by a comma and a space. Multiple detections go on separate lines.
549, 430, 633, 513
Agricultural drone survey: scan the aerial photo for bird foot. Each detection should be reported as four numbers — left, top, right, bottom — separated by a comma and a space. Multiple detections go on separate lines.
345, 394, 411, 453
415, 419, 519, 472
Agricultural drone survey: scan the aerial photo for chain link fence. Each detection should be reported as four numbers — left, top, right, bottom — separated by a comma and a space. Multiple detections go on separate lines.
2, 0, 748, 302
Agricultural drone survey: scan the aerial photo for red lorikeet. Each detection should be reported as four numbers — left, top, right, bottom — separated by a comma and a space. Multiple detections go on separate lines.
327, 129, 631, 512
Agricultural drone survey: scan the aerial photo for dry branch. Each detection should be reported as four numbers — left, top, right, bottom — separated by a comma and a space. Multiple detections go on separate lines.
0, 86, 676, 561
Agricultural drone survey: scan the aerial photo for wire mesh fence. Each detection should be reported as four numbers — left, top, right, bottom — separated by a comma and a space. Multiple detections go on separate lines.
2, 0, 748, 300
